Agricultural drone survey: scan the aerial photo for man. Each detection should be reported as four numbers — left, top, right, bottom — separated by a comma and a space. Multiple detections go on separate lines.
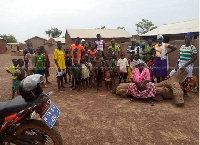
53, 41, 66, 91
127, 38, 140, 59
70, 37, 85, 64
108, 39, 120, 54
95, 34, 105, 57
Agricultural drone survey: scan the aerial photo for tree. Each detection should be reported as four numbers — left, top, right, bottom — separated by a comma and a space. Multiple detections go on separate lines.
45, 27, 62, 38
135, 19, 157, 35
117, 26, 125, 30
96, 25, 106, 29
0, 34, 17, 43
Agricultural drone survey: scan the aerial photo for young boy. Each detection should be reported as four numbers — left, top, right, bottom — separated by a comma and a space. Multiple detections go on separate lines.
71, 49, 78, 88
35, 48, 47, 88
81, 56, 90, 89
117, 52, 129, 83
127, 54, 138, 82
104, 52, 115, 91
14, 59, 26, 96
25, 48, 35, 75
64, 48, 72, 83
40, 46, 50, 84
7, 59, 18, 98
71, 58, 81, 91
93, 51, 104, 93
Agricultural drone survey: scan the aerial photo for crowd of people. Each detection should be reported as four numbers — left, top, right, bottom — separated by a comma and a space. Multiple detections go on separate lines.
7, 33, 197, 106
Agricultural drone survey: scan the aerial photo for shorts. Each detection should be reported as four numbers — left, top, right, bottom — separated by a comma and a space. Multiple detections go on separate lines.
75, 77, 81, 84
13, 80, 21, 92
35, 70, 45, 75
95, 69, 103, 82
56, 69, 66, 77
119, 73, 127, 81
12, 79, 17, 88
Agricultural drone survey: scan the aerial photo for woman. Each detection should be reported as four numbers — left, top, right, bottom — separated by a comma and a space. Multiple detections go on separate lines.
152, 34, 177, 83
169, 33, 197, 92
127, 59, 156, 106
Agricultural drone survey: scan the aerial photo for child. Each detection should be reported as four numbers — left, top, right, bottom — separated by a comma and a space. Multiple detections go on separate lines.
81, 56, 90, 89
35, 48, 47, 88
87, 42, 97, 58
89, 56, 94, 87
117, 52, 129, 83
64, 48, 72, 83
104, 52, 115, 91
71, 58, 81, 91
113, 52, 119, 85
127, 54, 138, 82
71, 49, 78, 88
93, 51, 104, 93
40, 46, 51, 84
25, 48, 35, 75
14, 59, 26, 95
7, 59, 18, 98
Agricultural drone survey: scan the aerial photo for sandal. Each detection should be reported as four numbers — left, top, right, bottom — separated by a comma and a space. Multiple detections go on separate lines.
129, 98, 134, 103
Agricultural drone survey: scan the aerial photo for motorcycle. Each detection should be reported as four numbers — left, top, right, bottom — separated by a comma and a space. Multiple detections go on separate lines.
0, 74, 63, 145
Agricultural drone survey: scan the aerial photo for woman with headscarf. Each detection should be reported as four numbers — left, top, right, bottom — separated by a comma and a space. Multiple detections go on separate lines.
169, 33, 197, 91
152, 34, 177, 83
127, 59, 156, 106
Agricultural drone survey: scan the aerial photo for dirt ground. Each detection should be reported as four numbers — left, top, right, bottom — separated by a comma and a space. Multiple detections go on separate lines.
0, 54, 199, 145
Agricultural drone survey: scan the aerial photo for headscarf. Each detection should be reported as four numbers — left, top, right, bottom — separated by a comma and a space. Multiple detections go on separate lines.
157, 34, 164, 40
185, 33, 193, 39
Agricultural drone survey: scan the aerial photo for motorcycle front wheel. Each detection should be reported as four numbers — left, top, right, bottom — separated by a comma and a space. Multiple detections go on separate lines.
16, 119, 63, 145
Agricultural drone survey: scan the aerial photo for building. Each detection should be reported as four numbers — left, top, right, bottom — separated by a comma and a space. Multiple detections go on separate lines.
24, 36, 47, 49
140, 19, 199, 43
0, 37, 7, 54
65, 29, 132, 46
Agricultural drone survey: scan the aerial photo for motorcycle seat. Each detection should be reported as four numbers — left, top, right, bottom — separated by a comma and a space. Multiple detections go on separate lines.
0, 96, 28, 119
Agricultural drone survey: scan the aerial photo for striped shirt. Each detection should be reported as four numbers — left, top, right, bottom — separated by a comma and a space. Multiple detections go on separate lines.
179, 45, 197, 61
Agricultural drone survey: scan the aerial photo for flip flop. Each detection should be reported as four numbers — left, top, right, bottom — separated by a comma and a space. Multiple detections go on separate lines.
150, 101, 155, 106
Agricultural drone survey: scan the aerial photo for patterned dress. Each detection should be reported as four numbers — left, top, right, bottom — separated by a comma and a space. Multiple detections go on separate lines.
127, 68, 156, 98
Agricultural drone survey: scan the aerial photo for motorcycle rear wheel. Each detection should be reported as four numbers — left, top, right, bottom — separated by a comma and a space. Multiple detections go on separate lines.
16, 119, 63, 145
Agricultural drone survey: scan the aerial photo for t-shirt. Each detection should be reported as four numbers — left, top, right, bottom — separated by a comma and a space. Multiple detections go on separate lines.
71, 65, 81, 79
7, 65, 17, 79
87, 49, 97, 58
35, 54, 46, 70
144, 46, 152, 61
108, 45, 120, 52
44, 52, 50, 67
53, 49, 66, 70
25, 53, 35, 70
117, 58, 129, 73
95, 40, 105, 51
127, 46, 140, 56
179, 45, 197, 61
153, 43, 169, 57
70, 44, 85, 59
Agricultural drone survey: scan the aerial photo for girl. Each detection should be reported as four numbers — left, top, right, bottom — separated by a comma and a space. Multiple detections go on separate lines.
81, 57, 90, 89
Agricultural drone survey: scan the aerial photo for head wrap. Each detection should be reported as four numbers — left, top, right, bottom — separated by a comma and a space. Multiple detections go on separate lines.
185, 33, 193, 39
81, 39, 85, 43
157, 34, 164, 40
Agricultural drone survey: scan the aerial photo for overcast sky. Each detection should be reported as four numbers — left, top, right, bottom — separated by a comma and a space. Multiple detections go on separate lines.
0, 0, 199, 42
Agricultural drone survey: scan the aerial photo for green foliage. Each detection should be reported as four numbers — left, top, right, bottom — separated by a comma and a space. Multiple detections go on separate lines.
45, 27, 62, 38
96, 26, 106, 29
0, 34, 17, 43
117, 26, 125, 30
136, 19, 157, 35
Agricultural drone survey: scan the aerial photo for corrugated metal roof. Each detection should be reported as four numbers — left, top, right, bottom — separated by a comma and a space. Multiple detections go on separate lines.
53, 38, 65, 43
141, 19, 199, 36
66, 29, 132, 38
